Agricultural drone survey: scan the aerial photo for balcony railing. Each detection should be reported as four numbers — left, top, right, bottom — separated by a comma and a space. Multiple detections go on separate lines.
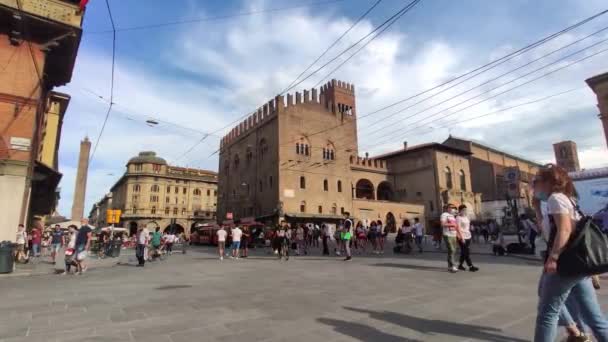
0, 0, 83, 27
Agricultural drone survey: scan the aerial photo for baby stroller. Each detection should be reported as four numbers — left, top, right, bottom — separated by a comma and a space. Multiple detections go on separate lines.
393, 231, 412, 254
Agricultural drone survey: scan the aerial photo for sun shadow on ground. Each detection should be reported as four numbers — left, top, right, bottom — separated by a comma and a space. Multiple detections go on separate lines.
343, 307, 528, 342
372, 263, 447, 272
317, 318, 422, 342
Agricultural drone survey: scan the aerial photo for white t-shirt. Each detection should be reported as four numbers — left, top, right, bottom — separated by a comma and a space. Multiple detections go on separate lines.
414, 223, 424, 236
547, 193, 581, 222
440, 212, 458, 237
138, 229, 149, 244
456, 215, 472, 240
16, 230, 27, 244
165, 234, 176, 243
231, 228, 242, 242
217, 229, 227, 242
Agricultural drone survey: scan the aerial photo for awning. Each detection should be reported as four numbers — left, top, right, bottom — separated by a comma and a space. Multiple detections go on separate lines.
29, 161, 62, 216
284, 212, 344, 221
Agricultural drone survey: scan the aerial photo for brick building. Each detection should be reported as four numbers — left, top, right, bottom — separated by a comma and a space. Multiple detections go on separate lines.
586, 71, 608, 149
443, 136, 541, 220
89, 152, 218, 236
217, 79, 490, 231
553, 140, 580, 172
0, 0, 84, 241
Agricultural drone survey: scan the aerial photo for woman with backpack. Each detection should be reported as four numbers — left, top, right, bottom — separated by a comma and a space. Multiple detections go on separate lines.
533, 164, 608, 341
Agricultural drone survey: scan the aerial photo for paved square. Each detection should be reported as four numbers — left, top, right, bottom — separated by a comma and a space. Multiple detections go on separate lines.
1, 242, 606, 341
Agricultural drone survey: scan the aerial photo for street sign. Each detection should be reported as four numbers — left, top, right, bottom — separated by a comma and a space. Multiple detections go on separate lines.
106, 209, 122, 224
504, 167, 521, 198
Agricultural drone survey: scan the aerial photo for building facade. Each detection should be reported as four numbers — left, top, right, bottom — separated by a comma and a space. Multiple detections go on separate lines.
217, 79, 448, 231
0, 0, 84, 241
374, 143, 482, 221
443, 136, 541, 219
553, 140, 580, 172
89, 152, 218, 236
586, 71, 608, 149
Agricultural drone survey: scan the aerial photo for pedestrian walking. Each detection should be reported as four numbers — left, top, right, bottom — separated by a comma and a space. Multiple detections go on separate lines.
135, 226, 149, 267
321, 224, 330, 255
165, 231, 175, 254
241, 226, 250, 258
533, 164, 608, 341
150, 227, 162, 260
15, 224, 28, 263
342, 212, 353, 261
296, 224, 306, 255
413, 218, 424, 253
63, 225, 77, 275
217, 226, 227, 260
456, 205, 479, 272
441, 203, 459, 273
50, 224, 63, 263
30, 225, 42, 258
75, 219, 93, 274
230, 226, 242, 259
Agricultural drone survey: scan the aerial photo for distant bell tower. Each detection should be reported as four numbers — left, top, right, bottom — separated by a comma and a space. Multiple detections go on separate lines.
553, 140, 580, 172
586, 71, 608, 149
71, 137, 91, 220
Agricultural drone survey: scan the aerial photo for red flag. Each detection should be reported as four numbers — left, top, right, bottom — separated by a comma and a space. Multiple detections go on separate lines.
79, 0, 89, 11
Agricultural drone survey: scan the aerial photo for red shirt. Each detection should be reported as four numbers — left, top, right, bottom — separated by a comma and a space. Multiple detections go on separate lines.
31, 229, 42, 244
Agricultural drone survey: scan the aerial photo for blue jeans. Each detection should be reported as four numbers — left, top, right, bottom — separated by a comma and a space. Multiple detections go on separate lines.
535, 273, 608, 341
32, 244, 40, 256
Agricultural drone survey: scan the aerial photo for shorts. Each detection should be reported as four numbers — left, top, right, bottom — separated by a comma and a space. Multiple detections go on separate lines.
52, 243, 61, 253
75, 245, 87, 261
231, 241, 241, 250
218, 241, 226, 249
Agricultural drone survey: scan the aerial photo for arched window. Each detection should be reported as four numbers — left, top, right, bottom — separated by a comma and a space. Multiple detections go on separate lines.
133, 184, 140, 192
164, 207, 170, 215
377, 181, 394, 201
337, 180, 342, 192
318, 205, 323, 214
193, 189, 201, 196
323, 179, 328, 191
331, 203, 337, 214
300, 201, 306, 213
151, 185, 159, 193
459, 170, 466, 191
173, 207, 178, 215
296, 143, 300, 154
296, 137, 310, 156
259, 138, 268, 159
445, 167, 453, 189
233, 154, 240, 169
151, 206, 156, 214
207, 189, 210, 196
300, 176, 306, 189
324, 142, 335, 160
166, 186, 170, 193
246, 147, 253, 164
132, 206, 137, 214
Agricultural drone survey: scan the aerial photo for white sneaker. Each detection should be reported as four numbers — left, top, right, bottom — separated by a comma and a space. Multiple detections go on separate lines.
220, 256, 223, 261
449, 267, 458, 273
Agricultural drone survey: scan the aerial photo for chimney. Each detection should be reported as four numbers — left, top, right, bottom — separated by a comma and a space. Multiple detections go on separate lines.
403, 141, 408, 150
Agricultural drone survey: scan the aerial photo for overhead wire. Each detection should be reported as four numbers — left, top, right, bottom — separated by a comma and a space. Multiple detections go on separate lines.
89, 0, 117, 164
362, 45, 608, 151
274, 8, 608, 152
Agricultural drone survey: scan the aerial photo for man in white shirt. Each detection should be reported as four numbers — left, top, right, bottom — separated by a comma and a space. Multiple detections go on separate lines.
440, 203, 459, 273
230, 226, 243, 259
217, 227, 227, 260
136, 226, 149, 267
165, 232, 176, 254
413, 218, 424, 253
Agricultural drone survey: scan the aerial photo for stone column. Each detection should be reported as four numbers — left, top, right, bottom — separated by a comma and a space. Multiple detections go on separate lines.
71, 137, 91, 220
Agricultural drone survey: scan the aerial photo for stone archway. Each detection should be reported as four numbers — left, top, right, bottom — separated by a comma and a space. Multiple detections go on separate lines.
164, 223, 185, 235
128, 221, 138, 236
355, 179, 375, 200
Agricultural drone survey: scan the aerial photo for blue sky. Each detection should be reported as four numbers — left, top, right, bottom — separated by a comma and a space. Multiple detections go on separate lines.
55, 0, 608, 217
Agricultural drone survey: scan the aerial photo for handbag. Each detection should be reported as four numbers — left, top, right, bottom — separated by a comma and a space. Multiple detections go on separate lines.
553, 198, 608, 276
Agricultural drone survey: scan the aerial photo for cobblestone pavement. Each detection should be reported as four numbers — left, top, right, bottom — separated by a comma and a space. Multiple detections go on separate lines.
0, 240, 606, 341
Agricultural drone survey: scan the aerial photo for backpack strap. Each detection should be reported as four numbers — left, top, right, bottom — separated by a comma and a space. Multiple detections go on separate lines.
567, 197, 586, 218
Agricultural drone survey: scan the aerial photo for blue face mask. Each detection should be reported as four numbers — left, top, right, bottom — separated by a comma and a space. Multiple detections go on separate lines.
534, 191, 549, 201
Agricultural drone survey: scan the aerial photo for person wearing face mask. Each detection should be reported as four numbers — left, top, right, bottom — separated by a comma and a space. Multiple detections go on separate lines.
440, 203, 460, 273
533, 164, 608, 342
456, 205, 479, 272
